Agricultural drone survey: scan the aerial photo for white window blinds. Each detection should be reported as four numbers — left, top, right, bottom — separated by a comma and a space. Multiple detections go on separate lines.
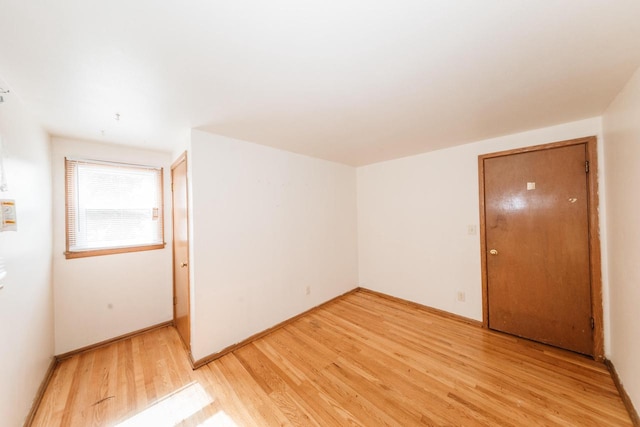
65, 158, 164, 257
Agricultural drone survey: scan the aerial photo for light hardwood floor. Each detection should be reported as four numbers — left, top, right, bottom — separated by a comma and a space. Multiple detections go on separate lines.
32, 290, 633, 426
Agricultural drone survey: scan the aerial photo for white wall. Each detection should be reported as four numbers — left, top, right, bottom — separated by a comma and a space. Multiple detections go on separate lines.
358, 118, 606, 325
0, 86, 54, 426
603, 65, 640, 412
51, 137, 174, 354
189, 130, 358, 360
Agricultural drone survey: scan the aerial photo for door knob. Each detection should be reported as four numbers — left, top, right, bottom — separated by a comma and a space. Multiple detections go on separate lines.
181, 262, 188, 268
489, 249, 498, 255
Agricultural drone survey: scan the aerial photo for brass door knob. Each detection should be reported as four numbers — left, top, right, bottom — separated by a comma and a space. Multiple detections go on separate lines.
489, 249, 498, 255
181, 262, 188, 268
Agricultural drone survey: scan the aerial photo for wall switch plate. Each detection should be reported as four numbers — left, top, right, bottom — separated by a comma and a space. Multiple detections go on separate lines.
456, 291, 466, 302
467, 225, 477, 235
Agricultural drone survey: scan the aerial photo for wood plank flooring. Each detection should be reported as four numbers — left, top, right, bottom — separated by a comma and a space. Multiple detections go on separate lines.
31, 290, 633, 426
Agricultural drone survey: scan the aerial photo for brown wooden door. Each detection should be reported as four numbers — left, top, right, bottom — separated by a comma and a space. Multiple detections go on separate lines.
483, 143, 593, 355
172, 153, 190, 351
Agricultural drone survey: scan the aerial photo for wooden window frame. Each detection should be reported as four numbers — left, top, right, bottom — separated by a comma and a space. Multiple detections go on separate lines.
64, 158, 166, 259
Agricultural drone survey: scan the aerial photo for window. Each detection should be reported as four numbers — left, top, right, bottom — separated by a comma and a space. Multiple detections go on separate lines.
65, 158, 165, 259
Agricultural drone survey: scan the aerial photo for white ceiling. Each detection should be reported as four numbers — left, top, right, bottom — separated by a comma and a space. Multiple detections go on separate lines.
1, 1, 640, 166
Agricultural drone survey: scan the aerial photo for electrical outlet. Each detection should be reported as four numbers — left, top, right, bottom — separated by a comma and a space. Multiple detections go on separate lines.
305, 286, 311, 296
467, 225, 477, 235
456, 291, 466, 302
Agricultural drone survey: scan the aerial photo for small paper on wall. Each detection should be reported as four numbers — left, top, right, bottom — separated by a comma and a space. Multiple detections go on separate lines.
1, 199, 17, 231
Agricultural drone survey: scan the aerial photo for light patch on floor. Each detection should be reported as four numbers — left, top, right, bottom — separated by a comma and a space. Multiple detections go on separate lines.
116, 382, 219, 426
198, 411, 238, 427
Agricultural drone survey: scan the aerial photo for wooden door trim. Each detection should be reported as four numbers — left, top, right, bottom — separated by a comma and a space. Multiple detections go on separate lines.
171, 151, 188, 169
478, 136, 604, 361
171, 151, 191, 353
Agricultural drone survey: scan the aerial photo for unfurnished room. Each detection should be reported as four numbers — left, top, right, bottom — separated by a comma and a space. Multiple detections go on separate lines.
0, 1, 639, 426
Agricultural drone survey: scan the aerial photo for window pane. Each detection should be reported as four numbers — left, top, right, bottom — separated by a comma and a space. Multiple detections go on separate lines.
66, 158, 164, 255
